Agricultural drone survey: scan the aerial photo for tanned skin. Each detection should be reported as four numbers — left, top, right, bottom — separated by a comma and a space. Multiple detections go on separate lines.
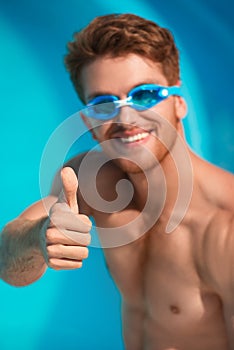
1, 55, 234, 350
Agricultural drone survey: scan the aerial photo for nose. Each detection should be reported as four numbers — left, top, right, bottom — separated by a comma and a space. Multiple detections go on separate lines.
116, 105, 139, 126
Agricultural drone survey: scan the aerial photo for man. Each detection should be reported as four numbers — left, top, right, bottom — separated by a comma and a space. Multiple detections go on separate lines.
1, 13, 234, 350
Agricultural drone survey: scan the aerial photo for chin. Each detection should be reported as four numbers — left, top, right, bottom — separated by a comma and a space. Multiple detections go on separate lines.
113, 158, 143, 173
112, 156, 161, 174
101, 136, 171, 174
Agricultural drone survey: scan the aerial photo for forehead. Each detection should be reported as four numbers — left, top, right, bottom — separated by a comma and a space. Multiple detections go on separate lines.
80, 54, 168, 101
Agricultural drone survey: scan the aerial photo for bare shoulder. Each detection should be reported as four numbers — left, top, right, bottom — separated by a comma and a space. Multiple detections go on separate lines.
50, 151, 126, 214
200, 208, 234, 296
75, 151, 127, 204
194, 154, 234, 211
50, 152, 89, 196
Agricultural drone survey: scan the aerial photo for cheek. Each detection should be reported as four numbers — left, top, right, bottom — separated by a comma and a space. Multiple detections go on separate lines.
152, 98, 177, 122
91, 123, 111, 140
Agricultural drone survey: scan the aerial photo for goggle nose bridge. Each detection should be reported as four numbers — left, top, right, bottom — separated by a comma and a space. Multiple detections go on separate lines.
114, 96, 134, 108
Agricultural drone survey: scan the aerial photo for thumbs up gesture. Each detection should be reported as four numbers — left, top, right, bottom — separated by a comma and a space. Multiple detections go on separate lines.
43, 167, 92, 270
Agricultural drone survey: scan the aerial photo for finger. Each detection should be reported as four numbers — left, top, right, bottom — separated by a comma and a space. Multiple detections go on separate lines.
60, 167, 79, 213
48, 258, 83, 270
47, 244, 89, 260
46, 227, 91, 246
49, 205, 92, 232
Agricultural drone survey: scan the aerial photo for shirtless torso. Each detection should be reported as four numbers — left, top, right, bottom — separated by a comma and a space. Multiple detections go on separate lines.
62, 149, 234, 350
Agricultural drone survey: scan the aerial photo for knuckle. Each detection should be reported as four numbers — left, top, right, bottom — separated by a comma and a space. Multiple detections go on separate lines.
87, 234, 92, 246
51, 202, 69, 212
49, 213, 62, 227
79, 215, 92, 232
47, 258, 57, 269
49, 204, 70, 225
46, 245, 55, 257
48, 213, 58, 227
86, 233, 92, 245
80, 233, 91, 246
46, 228, 57, 242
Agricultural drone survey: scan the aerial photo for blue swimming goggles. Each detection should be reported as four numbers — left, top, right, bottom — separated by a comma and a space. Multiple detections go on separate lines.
84, 84, 183, 120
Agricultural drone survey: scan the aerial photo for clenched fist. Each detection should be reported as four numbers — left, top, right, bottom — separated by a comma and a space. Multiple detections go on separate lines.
42, 167, 92, 270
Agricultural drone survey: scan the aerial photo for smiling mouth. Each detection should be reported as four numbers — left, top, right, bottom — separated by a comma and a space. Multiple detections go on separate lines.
109, 124, 158, 147
120, 131, 150, 144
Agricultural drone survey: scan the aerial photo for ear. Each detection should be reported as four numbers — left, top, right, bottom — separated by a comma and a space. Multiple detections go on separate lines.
80, 112, 98, 140
174, 96, 187, 120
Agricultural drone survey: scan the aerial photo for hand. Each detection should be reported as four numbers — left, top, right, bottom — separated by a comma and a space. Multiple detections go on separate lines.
42, 167, 92, 270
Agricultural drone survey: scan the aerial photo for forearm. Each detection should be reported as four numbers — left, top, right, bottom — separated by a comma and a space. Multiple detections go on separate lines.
122, 301, 144, 350
0, 217, 48, 286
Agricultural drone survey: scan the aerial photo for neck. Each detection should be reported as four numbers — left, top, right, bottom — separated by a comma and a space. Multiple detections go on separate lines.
128, 136, 194, 230
128, 151, 178, 207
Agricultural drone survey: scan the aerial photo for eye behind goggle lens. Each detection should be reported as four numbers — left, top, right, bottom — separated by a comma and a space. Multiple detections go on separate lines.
132, 88, 163, 110
88, 101, 117, 119
86, 95, 118, 119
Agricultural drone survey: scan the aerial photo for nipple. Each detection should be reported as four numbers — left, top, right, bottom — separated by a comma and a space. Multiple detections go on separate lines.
170, 305, 180, 314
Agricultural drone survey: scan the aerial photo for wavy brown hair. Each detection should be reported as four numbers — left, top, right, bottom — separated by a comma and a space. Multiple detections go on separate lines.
64, 13, 180, 102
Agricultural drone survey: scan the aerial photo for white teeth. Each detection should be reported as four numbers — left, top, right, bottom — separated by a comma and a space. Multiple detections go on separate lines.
121, 132, 149, 143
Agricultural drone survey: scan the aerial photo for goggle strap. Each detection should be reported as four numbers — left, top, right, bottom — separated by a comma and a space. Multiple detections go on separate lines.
167, 86, 183, 97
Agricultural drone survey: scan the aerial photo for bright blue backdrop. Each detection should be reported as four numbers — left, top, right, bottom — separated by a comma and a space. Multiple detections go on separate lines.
0, 0, 233, 349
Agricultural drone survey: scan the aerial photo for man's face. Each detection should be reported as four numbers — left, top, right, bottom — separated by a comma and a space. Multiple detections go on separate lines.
80, 54, 185, 173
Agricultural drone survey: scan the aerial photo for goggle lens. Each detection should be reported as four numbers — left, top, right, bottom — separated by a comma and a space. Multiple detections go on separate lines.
87, 96, 117, 119
131, 88, 161, 109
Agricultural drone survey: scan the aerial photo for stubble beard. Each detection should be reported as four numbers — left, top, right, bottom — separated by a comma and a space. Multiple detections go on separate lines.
100, 117, 180, 175
107, 140, 172, 175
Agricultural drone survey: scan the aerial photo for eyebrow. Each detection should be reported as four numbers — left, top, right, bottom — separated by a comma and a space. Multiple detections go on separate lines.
86, 80, 163, 102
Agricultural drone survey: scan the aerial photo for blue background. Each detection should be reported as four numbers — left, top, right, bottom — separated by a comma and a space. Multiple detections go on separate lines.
0, 0, 233, 349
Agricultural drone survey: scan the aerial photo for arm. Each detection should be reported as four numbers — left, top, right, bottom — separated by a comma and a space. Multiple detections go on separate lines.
202, 212, 234, 347
220, 216, 234, 348
0, 197, 55, 286
0, 167, 92, 287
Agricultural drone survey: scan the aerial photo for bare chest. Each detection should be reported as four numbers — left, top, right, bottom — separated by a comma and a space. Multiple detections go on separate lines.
102, 223, 228, 348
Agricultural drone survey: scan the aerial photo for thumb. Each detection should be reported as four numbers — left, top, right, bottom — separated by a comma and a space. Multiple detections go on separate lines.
60, 167, 79, 214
